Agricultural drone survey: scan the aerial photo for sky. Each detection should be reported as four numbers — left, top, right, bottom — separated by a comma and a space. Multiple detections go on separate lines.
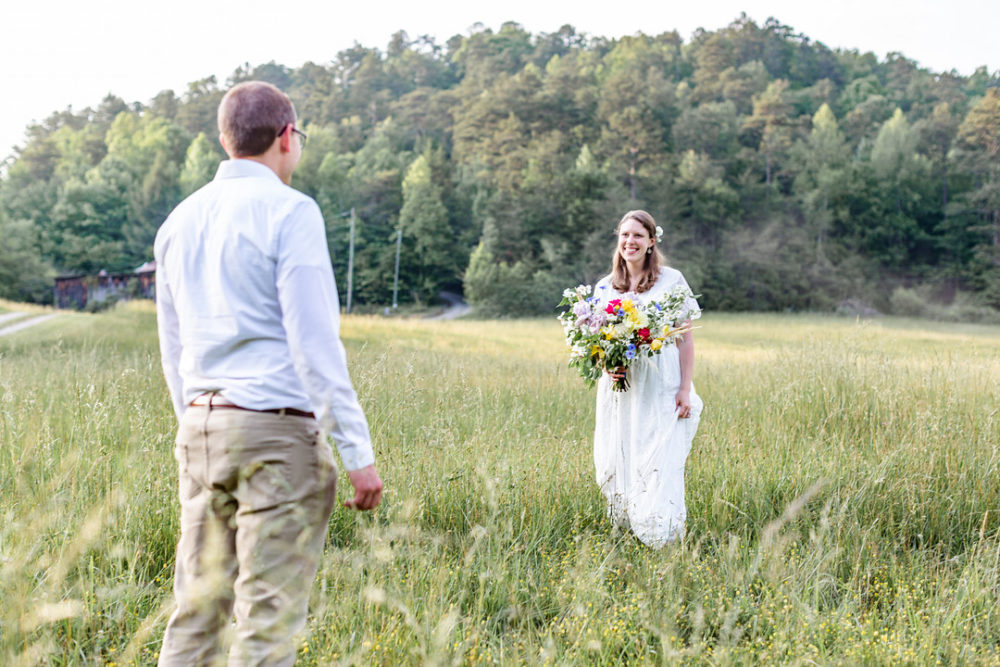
2, 0, 998, 164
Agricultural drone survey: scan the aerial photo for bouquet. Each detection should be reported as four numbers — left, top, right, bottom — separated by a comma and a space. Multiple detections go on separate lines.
558, 283, 700, 391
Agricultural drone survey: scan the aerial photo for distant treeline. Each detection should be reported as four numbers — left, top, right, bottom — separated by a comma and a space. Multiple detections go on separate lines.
1, 16, 998, 317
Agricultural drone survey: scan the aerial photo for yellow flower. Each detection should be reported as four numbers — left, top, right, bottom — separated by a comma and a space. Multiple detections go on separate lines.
651, 338, 663, 351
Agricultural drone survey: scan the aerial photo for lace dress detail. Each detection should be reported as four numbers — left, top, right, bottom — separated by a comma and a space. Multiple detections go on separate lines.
592, 267, 703, 547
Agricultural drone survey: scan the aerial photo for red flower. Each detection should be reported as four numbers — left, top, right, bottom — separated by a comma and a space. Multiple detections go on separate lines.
638, 327, 651, 341
605, 299, 622, 315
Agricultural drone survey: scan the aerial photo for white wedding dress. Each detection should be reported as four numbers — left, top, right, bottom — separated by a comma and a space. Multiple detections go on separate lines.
592, 267, 703, 547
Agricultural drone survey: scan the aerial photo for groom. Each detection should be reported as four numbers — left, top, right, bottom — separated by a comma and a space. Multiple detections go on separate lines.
154, 81, 382, 666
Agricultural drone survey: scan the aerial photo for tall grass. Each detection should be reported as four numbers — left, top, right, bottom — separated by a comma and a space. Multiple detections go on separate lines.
1, 303, 998, 664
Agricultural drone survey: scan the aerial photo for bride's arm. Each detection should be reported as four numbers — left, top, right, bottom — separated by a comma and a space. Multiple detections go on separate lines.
675, 325, 694, 417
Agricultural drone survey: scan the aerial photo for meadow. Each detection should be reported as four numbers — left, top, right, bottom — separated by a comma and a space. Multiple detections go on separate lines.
1, 302, 998, 665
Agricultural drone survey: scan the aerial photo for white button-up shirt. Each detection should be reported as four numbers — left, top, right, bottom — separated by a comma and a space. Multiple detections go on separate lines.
154, 159, 374, 470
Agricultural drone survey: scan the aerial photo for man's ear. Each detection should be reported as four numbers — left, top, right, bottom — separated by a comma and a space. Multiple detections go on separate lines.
277, 123, 292, 154
219, 133, 232, 157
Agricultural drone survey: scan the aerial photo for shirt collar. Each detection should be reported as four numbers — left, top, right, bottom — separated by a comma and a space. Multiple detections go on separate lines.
214, 159, 282, 182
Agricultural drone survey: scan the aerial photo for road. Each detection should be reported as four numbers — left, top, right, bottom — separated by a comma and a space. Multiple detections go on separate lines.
426, 291, 471, 320
0, 313, 60, 337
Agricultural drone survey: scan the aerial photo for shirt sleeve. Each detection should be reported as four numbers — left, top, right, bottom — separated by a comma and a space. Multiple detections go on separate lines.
275, 199, 375, 471
154, 239, 186, 420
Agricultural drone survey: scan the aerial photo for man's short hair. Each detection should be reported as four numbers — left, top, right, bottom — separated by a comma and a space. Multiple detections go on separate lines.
217, 81, 296, 157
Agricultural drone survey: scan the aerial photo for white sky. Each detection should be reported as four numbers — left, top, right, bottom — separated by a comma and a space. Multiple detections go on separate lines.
2, 0, 998, 164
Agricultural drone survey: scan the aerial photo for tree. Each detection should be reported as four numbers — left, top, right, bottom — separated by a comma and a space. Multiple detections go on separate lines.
746, 79, 796, 189
955, 89, 1000, 248
672, 150, 738, 249
791, 103, 851, 259
596, 58, 674, 200
398, 154, 454, 301
0, 215, 54, 302
860, 108, 933, 266
915, 102, 959, 210
952, 89, 1000, 303
180, 133, 222, 196
672, 101, 739, 162
0, 21, 997, 315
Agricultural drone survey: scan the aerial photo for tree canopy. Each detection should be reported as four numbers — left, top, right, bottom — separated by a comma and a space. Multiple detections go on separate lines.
1, 17, 998, 316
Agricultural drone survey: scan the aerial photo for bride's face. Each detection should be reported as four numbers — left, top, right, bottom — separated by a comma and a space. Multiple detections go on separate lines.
617, 219, 653, 263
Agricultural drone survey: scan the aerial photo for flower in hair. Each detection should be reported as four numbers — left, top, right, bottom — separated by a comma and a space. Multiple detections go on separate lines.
655, 226, 664, 244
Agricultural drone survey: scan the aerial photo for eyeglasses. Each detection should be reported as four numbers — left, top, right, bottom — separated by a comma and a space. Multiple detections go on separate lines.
277, 124, 308, 148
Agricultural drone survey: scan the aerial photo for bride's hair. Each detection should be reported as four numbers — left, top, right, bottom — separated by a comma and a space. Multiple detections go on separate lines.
610, 210, 664, 293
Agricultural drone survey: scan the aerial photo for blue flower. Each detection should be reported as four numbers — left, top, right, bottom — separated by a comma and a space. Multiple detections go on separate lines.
625, 344, 636, 359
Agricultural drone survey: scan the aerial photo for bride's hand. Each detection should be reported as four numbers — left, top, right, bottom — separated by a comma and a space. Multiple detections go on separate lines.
675, 389, 692, 418
606, 366, 627, 381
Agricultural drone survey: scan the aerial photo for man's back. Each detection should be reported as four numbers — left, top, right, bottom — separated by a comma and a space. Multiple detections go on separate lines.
155, 159, 326, 413
155, 81, 381, 667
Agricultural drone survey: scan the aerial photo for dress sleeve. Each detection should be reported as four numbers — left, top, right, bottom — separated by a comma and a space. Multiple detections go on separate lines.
677, 272, 702, 321
593, 275, 613, 306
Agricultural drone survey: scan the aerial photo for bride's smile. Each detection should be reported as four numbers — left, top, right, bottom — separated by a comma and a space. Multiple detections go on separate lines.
617, 219, 653, 264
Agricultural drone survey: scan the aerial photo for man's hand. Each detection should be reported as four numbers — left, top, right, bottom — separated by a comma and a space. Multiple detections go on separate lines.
345, 464, 383, 510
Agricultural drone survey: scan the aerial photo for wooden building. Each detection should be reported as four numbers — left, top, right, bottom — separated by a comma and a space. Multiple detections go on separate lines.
54, 262, 156, 309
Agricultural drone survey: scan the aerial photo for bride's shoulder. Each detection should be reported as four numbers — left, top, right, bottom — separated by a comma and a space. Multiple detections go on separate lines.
594, 274, 614, 299
657, 265, 684, 285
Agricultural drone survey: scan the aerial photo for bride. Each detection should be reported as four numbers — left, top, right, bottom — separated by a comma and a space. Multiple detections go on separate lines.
592, 210, 702, 547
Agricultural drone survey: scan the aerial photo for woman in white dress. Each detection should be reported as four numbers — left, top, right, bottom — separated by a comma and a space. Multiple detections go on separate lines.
592, 210, 702, 547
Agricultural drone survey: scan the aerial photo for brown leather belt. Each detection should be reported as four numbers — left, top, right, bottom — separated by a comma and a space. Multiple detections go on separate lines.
189, 393, 315, 419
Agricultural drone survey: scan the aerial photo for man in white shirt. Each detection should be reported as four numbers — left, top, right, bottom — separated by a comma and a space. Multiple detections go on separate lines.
154, 80, 383, 666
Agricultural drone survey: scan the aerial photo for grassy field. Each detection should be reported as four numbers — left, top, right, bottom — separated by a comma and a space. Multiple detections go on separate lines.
1, 302, 998, 665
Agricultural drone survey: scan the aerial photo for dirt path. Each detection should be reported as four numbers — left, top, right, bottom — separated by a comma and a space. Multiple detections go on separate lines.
0, 312, 30, 326
0, 313, 60, 337
425, 291, 471, 320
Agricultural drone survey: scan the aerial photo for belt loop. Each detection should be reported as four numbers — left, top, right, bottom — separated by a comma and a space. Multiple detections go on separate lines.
278, 407, 287, 417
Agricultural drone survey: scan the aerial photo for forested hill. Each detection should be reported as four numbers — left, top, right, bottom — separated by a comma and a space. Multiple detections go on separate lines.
1, 17, 998, 318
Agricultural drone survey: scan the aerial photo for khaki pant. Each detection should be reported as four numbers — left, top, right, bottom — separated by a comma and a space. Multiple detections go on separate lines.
158, 404, 338, 667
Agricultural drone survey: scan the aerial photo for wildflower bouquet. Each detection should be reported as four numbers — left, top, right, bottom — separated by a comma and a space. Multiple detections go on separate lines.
558, 284, 700, 391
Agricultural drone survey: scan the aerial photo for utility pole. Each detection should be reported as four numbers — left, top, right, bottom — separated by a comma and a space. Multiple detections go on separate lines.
346, 207, 355, 314
391, 227, 402, 310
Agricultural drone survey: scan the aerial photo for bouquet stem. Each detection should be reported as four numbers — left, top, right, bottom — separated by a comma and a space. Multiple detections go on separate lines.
608, 366, 630, 392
